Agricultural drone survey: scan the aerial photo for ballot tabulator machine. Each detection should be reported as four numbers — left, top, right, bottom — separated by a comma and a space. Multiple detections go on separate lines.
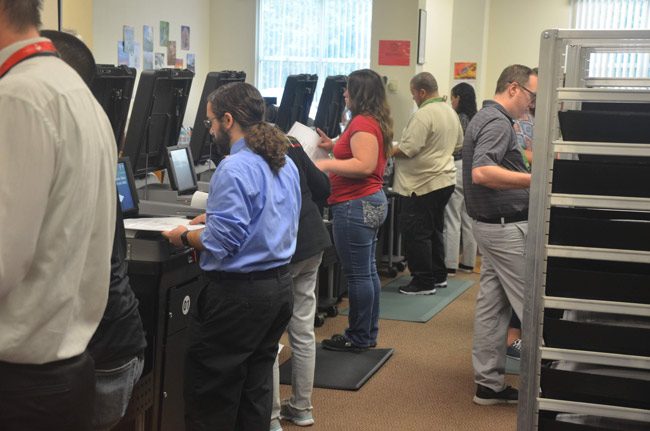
111, 155, 205, 431
126, 230, 204, 431
106, 68, 205, 431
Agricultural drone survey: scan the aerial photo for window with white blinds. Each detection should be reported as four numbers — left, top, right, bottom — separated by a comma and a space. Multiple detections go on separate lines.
573, 0, 650, 77
257, 0, 372, 117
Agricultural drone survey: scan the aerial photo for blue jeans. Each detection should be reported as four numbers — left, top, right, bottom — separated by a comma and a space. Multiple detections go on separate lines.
92, 355, 145, 431
331, 190, 387, 347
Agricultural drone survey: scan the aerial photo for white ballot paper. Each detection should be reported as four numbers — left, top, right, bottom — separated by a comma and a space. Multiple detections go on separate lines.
287, 122, 329, 162
123, 217, 205, 232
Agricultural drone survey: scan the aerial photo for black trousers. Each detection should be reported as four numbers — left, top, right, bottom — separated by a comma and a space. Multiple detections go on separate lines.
399, 185, 455, 286
0, 351, 95, 431
185, 272, 293, 431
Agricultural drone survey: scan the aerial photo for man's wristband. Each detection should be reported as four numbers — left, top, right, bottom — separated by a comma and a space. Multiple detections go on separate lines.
180, 230, 191, 247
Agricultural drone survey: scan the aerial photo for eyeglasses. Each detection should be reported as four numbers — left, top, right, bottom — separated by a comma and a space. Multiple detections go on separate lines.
203, 117, 215, 129
516, 83, 536, 102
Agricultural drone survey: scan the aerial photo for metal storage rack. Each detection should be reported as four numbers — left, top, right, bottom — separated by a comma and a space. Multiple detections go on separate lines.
518, 29, 650, 430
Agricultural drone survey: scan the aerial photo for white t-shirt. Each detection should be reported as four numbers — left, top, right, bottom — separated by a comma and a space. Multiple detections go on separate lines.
0, 37, 117, 364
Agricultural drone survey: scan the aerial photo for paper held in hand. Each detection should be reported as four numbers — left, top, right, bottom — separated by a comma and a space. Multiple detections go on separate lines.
287, 122, 329, 162
123, 217, 204, 232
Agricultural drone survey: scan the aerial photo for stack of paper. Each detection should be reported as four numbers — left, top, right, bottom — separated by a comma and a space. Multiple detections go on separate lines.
123, 217, 204, 232
287, 122, 329, 162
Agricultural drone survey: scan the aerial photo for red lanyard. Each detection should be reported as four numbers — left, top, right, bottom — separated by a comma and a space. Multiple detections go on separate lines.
0, 41, 58, 79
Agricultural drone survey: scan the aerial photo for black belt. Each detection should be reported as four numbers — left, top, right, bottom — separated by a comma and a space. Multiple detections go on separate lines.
475, 211, 528, 224
206, 265, 289, 282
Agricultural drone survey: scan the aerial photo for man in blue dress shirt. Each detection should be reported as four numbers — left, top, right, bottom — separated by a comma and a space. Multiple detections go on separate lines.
164, 82, 301, 431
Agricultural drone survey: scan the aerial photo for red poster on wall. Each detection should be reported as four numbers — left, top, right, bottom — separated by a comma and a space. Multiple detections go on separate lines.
378, 40, 410, 66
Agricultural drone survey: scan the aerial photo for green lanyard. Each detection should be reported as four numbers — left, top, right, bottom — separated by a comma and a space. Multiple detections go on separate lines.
519, 147, 531, 172
419, 96, 446, 109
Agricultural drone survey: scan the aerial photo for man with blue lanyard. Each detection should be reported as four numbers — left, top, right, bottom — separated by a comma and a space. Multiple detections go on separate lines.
164, 82, 301, 431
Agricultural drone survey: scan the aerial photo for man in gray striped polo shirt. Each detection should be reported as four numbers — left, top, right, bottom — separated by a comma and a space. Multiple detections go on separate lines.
462, 64, 537, 406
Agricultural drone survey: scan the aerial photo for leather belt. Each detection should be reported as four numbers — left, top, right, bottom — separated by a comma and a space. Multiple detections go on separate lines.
206, 265, 289, 281
474, 211, 528, 224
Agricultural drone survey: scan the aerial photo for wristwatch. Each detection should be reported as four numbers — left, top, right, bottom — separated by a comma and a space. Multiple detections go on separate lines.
180, 230, 191, 247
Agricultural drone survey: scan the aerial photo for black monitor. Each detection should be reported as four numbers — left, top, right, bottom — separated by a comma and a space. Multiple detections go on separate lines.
275, 74, 318, 132
90, 64, 136, 148
116, 157, 139, 217
166, 145, 198, 195
314, 75, 347, 138
122, 68, 194, 178
188, 70, 246, 165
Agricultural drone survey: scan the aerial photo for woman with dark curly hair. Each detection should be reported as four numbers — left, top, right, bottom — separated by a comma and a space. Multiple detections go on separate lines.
316, 69, 392, 352
163, 82, 301, 431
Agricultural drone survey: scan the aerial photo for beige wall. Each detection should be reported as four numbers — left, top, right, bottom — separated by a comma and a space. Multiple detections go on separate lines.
92, 0, 211, 126
484, 0, 572, 100
449, 0, 489, 101
423, 0, 455, 98
42, 0, 59, 30
370, 0, 422, 140
62, 0, 94, 48
208, 1, 257, 80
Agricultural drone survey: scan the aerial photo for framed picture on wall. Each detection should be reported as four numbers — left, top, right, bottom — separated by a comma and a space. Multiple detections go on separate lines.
417, 9, 426, 65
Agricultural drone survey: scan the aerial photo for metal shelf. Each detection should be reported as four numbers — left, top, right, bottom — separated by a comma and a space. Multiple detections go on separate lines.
518, 29, 650, 431
538, 398, 650, 423
541, 347, 650, 370
552, 29, 650, 42
550, 194, 650, 211
553, 140, 650, 157
546, 245, 650, 264
543, 296, 650, 317
585, 77, 650, 88
557, 87, 650, 102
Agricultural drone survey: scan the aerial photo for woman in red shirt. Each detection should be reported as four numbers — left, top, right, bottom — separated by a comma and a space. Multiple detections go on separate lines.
316, 69, 393, 352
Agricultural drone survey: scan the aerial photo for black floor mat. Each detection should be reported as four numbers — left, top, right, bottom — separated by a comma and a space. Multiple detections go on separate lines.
279, 344, 393, 391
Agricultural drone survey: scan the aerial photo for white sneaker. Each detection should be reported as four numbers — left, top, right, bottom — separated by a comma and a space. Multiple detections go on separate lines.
280, 402, 315, 426
270, 418, 283, 431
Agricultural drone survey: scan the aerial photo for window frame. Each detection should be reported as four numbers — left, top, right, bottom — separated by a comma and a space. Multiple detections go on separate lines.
255, 0, 372, 116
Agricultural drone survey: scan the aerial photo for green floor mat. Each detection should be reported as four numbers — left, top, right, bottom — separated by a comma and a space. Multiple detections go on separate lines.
506, 356, 520, 375
341, 275, 475, 323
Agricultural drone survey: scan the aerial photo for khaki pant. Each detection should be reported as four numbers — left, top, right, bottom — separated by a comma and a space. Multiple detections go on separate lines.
471, 220, 527, 391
